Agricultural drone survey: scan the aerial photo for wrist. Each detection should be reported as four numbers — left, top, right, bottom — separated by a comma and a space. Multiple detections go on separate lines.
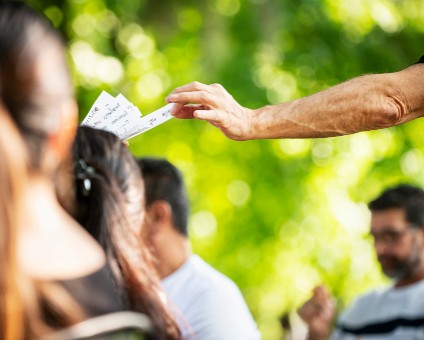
307, 335, 330, 340
249, 105, 280, 140
240, 107, 255, 140
307, 327, 331, 340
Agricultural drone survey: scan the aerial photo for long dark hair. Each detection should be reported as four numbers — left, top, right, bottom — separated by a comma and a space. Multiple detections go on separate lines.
0, 2, 84, 338
64, 126, 180, 339
0, 1, 72, 171
0, 104, 84, 340
0, 102, 27, 340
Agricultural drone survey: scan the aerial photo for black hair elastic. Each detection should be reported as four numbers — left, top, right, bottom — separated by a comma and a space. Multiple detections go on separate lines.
76, 159, 95, 197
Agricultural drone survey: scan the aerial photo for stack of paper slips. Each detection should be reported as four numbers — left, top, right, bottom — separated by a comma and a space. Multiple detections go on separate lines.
81, 91, 174, 140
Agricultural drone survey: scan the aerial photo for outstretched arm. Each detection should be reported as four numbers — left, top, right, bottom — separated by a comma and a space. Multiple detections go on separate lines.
167, 62, 424, 140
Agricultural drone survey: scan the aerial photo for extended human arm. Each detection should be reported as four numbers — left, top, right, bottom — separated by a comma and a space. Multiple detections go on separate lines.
167, 63, 424, 140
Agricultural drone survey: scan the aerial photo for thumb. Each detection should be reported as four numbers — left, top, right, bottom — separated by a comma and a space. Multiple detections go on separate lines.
193, 109, 222, 124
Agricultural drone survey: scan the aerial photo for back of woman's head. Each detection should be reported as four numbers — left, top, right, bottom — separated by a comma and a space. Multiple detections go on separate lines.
71, 126, 144, 242
62, 126, 180, 339
0, 2, 73, 171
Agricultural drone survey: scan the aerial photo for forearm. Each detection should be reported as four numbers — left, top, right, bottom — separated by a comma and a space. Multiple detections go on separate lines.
250, 65, 424, 139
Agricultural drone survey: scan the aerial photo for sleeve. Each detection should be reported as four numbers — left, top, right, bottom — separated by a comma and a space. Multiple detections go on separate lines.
187, 284, 261, 340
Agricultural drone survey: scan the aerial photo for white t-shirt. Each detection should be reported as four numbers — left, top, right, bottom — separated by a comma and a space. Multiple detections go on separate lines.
161, 255, 261, 340
332, 279, 424, 340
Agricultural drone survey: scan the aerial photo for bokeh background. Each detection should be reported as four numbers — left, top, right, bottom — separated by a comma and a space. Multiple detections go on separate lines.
28, 0, 424, 338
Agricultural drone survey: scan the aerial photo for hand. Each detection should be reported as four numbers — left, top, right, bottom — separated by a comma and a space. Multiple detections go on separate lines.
166, 82, 254, 141
297, 286, 336, 339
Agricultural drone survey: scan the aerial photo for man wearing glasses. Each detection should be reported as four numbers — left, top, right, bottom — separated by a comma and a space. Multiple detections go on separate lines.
298, 184, 424, 339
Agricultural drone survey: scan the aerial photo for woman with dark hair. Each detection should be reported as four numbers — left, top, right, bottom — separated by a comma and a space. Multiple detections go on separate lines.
0, 2, 123, 338
0, 102, 29, 340
59, 126, 181, 339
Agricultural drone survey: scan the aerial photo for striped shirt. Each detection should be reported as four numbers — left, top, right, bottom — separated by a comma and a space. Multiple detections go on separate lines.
333, 279, 424, 340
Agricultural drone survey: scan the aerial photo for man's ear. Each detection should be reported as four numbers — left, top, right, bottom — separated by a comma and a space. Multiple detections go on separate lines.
145, 200, 172, 237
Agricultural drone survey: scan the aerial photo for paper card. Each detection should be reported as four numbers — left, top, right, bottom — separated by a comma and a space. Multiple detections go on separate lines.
116, 93, 142, 117
81, 91, 116, 128
81, 92, 173, 140
113, 95, 144, 138
124, 103, 174, 140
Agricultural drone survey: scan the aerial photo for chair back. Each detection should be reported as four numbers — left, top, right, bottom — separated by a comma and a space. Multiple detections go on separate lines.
42, 311, 152, 339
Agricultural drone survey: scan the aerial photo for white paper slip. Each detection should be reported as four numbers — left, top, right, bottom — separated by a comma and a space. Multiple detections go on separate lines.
113, 95, 144, 138
81, 91, 140, 139
124, 103, 174, 140
81, 91, 116, 127
116, 93, 142, 117
81, 92, 173, 140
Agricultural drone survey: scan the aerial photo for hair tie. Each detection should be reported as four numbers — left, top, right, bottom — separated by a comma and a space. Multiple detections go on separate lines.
76, 159, 95, 196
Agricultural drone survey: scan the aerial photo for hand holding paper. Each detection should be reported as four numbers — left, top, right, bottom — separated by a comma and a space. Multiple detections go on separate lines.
81, 91, 173, 140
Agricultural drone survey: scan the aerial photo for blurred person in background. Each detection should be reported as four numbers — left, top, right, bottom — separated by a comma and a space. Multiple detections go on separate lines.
58, 126, 181, 339
137, 157, 261, 340
298, 184, 424, 339
0, 101, 30, 339
0, 2, 126, 338
167, 58, 424, 141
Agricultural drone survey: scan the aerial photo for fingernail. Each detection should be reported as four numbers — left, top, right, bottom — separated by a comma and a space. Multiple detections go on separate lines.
166, 95, 174, 102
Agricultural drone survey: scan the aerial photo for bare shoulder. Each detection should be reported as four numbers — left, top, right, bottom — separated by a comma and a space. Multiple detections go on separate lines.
19, 209, 106, 281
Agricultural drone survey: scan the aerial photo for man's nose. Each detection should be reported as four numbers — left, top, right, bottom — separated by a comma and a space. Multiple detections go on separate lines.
375, 241, 392, 256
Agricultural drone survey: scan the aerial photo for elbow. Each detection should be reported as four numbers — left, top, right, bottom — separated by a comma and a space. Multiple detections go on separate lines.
372, 95, 408, 129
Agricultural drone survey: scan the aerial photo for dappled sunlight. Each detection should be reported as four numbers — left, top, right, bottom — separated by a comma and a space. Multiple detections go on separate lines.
326, 187, 369, 233
118, 24, 155, 57
136, 73, 164, 101
276, 139, 312, 158
237, 246, 261, 269
371, 2, 402, 33
214, 0, 241, 17
72, 13, 95, 37
189, 211, 217, 239
43, 6, 63, 27
401, 149, 424, 176
70, 41, 123, 85
177, 7, 202, 32
227, 180, 251, 207
166, 142, 193, 163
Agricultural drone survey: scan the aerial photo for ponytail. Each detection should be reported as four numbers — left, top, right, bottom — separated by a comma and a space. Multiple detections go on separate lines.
67, 127, 180, 339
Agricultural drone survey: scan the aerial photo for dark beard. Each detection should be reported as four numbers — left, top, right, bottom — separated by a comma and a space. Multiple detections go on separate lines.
379, 242, 422, 280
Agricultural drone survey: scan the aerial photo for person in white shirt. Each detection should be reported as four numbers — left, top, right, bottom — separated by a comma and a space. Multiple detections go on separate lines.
136, 157, 261, 340
298, 184, 424, 340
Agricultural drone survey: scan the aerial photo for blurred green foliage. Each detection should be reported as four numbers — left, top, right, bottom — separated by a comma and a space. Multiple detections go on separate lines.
29, 0, 424, 338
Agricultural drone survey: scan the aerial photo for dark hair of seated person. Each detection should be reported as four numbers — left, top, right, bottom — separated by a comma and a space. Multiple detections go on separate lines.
58, 126, 181, 339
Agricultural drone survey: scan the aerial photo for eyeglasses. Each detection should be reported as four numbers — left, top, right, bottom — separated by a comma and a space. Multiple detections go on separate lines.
370, 227, 417, 245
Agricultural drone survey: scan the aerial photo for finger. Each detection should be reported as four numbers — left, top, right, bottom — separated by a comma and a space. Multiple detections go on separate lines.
314, 286, 330, 300
193, 109, 221, 124
172, 104, 205, 119
168, 81, 209, 95
321, 301, 336, 320
167, 91, 216, 107
171, 103, 185, 115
